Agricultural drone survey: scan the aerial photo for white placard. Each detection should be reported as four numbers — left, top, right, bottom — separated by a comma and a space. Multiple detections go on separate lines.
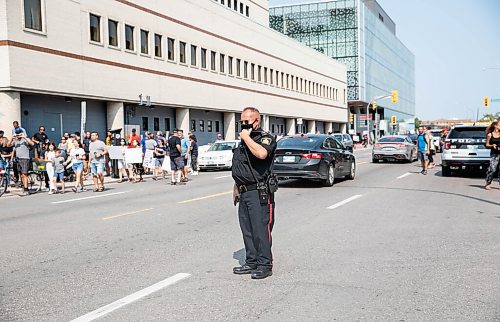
142, 149, 155, 168
161, 157, 171, 172
125, 148, 143, 164
107, 146, 124, 160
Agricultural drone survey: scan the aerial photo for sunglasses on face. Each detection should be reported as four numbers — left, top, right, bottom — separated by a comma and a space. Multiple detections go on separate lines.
239, 120, 255, 125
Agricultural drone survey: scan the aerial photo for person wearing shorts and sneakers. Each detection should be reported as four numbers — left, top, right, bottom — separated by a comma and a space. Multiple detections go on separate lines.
168, 130, 185, 185
66, 141, 86, 193
53, 149, 66, 193
11, 129, 34, 196
89, 132, 108, 192
416, 126, 430, 175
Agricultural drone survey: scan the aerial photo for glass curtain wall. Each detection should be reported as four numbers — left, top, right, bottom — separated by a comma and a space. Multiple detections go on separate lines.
270, 0, 359, 100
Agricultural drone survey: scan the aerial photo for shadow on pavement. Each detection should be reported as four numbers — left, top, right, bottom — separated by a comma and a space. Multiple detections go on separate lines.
233, 248, 245, 265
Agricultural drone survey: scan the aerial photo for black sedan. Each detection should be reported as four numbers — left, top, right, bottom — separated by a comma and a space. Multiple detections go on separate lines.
273, 135, 356, 186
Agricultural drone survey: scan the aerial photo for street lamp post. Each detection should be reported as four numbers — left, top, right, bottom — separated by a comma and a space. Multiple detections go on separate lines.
366, 94, 391, 145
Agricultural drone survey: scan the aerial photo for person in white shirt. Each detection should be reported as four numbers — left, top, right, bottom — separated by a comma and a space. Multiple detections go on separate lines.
45, 143, 57, 194
66, 141, 86, 193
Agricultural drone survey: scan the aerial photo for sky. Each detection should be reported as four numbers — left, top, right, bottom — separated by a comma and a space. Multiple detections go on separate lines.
268, 0, 500, 121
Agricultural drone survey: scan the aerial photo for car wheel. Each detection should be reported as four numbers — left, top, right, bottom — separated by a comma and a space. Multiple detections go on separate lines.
372, 158, 378, 163
323, 163, 335, 187
442, 166, 451, 177
407, 151, 413, 163
346, 161, 356, 180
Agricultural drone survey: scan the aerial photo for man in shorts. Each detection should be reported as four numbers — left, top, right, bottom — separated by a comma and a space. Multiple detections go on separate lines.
168, 129, 184, 185
11, 129, 34, 196
416, 126, 430, 175
89, 132, 108, 192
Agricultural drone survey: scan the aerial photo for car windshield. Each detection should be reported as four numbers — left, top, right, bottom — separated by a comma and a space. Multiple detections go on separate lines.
379, 137, 405, 143
278, 137, 322, 148
208, 142, 237, 151
448, 127, 486, 139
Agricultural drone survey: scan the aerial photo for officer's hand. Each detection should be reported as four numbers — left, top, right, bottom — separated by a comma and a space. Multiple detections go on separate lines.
239, 129, 251, 140
233, 185, 240, 206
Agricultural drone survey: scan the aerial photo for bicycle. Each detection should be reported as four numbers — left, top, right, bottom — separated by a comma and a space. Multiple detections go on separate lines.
26, 159, 45, 194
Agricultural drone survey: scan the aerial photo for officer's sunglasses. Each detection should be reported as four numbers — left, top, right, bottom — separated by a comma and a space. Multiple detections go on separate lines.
239, 120, 255, 125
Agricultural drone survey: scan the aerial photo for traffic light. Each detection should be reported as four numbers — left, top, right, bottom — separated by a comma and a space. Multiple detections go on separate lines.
484, 96, 490, 107
391, 115, 397, 125
349, 113, 354, 123
372, 100, 377, 111
391, 90, 398, 103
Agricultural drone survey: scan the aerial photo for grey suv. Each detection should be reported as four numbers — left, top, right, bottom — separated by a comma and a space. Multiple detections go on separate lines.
333, 133, 353, 152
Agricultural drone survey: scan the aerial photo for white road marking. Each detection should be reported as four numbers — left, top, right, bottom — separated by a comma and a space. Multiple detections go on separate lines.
178, 190, 232, 204
51, 191, 131, 204
327, 195, 363, 210
357, 161, 369, 165
71, 273, 191, 322
214, 175, 232, 179
397, 173, 412, 179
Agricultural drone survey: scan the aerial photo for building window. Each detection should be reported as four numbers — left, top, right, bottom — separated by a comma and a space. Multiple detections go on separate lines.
251, 63, 255, 80
211, 51, 217, 71
281, 72, 284, 88
89, 14, 101, 43
270, 69, 273, 85
179, 41, 186, 63
154, 117, 159, 132
154, 34, 162, 57
234, 0, 238, 10
264, 67, 268, 84
220, 54, 225, 73
245, 5, 249, 17
221, 0, 224, 4
191, 45, 197, 66
199, 120, 205, 132
228, 56, 233, 75
142, 117, 149, 131
125, 24, 134, 51
291, 75, 294, 90
215, 121, 220, 133
227, 0, 231, 8
140, 29, 149, 54
190, 120, 197, 132
167, 38, 175, 60
271, 124, 275, 133
164, 118, 171, 132
207, 120, 213, 132
108, 19, 118, 47
236, 59, 241, 76
379, 13, 384, 22
276, 70, 279, 86
257, 65, 262, 82
201, 48, 207, 68
286, 74, 289, 89
24, 0, 43, 31
244, 61, 248, 78
296, 77, 299, 91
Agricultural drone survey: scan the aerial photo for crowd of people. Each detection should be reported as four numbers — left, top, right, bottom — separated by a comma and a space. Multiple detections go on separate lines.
0, 121, 202, 196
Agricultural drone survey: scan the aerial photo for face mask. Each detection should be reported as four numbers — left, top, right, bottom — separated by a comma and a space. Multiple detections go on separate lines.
240, 120, 256, 130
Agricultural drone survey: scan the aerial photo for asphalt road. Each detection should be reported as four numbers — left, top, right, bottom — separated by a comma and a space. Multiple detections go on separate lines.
1, 149, 499, 321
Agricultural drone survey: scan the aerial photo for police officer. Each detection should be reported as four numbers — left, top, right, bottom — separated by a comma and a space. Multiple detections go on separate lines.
232, 107, 277, 280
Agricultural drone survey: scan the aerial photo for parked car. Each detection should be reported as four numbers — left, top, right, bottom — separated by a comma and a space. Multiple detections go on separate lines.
372, 135, 417, 163
332, 133, 354, 152
198, 140, 240, 170
441, 126, 489, 176
273, 135, 356, 186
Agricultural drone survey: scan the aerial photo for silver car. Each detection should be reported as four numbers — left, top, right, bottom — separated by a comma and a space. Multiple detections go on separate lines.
372, 135, 417, 163
333, 133, 353, 152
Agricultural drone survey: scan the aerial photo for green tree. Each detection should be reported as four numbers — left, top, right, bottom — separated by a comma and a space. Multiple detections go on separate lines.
479, 113, 500, 122
414, 117, 421, 129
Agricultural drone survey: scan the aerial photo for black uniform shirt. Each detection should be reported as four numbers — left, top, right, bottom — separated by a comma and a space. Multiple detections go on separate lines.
232, 128, 277, 186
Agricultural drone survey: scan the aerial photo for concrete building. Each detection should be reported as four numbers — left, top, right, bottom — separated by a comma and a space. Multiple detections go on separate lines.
0, 0, 347, 144
270, 0, 415, 138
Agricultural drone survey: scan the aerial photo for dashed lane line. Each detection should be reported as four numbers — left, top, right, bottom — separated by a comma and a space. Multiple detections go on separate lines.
101, 208, 154, 221
214, 175, 232, 179
327, 195, 363, 210
51, 191, 131, 204
70, 273, 191, 322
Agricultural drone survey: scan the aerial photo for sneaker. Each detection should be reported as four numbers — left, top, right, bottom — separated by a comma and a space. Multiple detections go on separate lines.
80, 187, 87, 192
170, 182, 177, 186
192, 171, 199, 176
48, 190, 54, 195
21, 190, 29, 196
177, 181, 186, 185
45, 187, 50, 192
422, 170, 427, 175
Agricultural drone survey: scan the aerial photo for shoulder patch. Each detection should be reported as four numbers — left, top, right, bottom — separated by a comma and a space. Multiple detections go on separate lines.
261, 137, 272, 145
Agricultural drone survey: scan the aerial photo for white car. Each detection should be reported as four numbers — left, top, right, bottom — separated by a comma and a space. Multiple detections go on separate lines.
198, 140, 240, 170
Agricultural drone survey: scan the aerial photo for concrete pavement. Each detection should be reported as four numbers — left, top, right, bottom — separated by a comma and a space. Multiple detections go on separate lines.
1, 151, 499, 321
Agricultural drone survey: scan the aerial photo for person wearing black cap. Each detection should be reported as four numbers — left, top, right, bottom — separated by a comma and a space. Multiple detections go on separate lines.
231, 107, 278, 280
11, 128, 34, 196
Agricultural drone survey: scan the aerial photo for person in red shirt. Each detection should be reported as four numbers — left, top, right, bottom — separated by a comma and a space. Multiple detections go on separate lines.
128, 128, 141, 148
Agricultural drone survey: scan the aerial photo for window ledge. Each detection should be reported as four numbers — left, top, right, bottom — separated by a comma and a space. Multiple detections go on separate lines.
179, 62, 188, 67
89, 40, 104, 47
140, 53, 151, 58
108, 45, 121, 51
167, 59, 176, 64
190, 65, 199, 69
125, 49, 137, 54
23, 27, 47, 36
154, 56, 165, 61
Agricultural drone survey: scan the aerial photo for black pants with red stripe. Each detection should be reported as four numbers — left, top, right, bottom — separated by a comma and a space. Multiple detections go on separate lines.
238, 190, 275, 270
